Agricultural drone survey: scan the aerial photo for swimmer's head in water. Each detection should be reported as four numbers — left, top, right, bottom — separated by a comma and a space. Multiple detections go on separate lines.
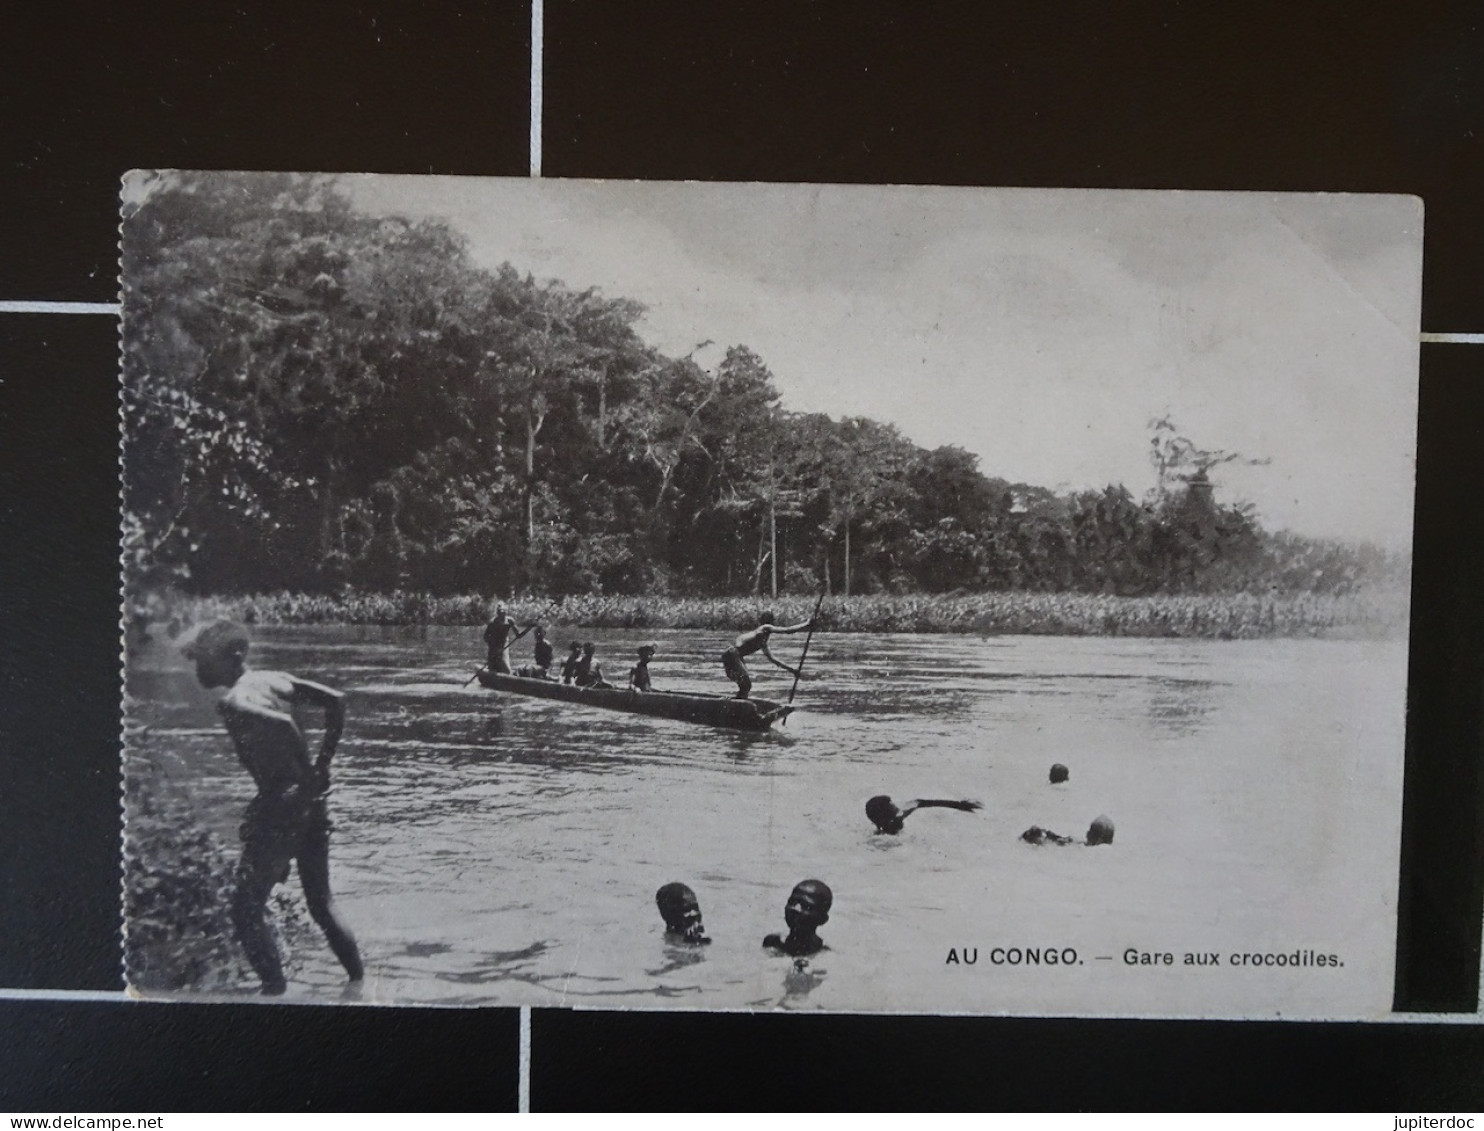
1086, 814, 1115, 845
1049, 763, 1069, 784
866, 795, 905, 834
655, 882, 709, 944
181, 620, 249, 688
784, 879, 832, 933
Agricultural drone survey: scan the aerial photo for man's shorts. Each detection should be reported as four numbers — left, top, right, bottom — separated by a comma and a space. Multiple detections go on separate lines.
238, 791, 330, 888
721, 647, 748, 680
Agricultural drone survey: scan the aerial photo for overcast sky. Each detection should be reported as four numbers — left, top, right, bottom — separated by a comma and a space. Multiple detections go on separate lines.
346, 176, 1421, 550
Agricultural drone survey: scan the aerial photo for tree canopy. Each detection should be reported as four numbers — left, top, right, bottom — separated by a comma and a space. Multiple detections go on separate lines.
121, 173, 1401, 601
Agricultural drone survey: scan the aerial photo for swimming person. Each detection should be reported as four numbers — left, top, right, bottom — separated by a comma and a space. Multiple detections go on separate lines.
763, 879, 832, 957
629, 643, 657, 692
655, 882, 711, 945
483, 602, 524, 675
1020, 826, 1076, 846
560, 641, 582, 684
865, 794, 983, 834
1020, 815, 1114, 846
182, 620, 364, 996
721, 611, 814, 699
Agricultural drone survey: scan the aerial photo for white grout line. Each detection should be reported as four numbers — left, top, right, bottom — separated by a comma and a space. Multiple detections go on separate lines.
530, 0, 543, 178
1420, 332, 1484, 344
519, 1005, 532, 1112
0, 300, 119, 315
0, 987, 131, 1002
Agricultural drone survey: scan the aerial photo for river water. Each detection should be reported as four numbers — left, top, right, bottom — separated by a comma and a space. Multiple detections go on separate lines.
124, 625, 1408, 1017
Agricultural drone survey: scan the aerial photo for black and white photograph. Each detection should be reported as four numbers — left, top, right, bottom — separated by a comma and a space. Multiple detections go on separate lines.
120, 171, 1421, 1017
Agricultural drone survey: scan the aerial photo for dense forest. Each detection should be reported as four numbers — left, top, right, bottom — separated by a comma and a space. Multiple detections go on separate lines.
121, 173, 1402, 605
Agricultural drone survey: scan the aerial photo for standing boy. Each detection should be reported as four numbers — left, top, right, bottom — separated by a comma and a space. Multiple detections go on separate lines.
183, 620, 364, 995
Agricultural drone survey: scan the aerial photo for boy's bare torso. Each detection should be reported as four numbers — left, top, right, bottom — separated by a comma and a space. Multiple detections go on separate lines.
217, 670, 315, 797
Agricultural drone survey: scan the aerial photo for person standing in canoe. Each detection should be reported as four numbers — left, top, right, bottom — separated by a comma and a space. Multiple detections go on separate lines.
182, 620, 364, 996
721, 611, 814, 700
483, 603, 524, 675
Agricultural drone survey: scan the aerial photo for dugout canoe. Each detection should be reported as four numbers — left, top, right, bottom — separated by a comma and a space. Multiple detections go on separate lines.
475, 670, 792, 731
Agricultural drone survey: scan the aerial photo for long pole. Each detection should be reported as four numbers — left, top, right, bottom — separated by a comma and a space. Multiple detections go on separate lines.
787, 589, 827, 707
769, 473, 778, 599
510, 598, 561, 645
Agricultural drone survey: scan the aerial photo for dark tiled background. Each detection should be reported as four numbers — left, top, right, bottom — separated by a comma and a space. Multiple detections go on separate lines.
2, 0, 1480, 1110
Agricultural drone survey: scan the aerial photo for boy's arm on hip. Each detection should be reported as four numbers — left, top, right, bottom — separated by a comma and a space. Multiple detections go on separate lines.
290, 677, 345, 764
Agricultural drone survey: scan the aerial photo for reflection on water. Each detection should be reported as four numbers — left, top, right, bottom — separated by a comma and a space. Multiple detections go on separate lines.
778, 957, 827, 1008
124, 624, 1408, 1015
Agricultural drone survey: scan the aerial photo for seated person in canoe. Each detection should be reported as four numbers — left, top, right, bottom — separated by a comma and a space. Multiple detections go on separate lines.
559, 641, 582, 684
629, 643, 657, 692
518, 626, 555, 679
574, 642, 614, 689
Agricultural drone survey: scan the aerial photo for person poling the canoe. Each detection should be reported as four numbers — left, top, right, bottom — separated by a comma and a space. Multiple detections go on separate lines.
721, 611, 816, 700
629, 643, 657, 692
483, 602, 524, 675
866, 794, 983, 835
470, 599, 560, 686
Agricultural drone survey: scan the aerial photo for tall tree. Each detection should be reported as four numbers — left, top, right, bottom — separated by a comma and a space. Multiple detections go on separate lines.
481, 268, 647, 554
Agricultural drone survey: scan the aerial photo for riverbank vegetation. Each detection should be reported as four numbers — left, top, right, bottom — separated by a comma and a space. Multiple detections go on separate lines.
123, 173, 1407, 632
161, 587, 1406, 639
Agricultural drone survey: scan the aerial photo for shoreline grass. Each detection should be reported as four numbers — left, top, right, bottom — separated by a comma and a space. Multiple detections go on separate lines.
123, 741, 321, 994
154, 587, 1409, 640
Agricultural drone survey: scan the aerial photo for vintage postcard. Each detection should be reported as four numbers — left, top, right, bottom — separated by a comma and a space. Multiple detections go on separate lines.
120, 173, 1420, 1016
